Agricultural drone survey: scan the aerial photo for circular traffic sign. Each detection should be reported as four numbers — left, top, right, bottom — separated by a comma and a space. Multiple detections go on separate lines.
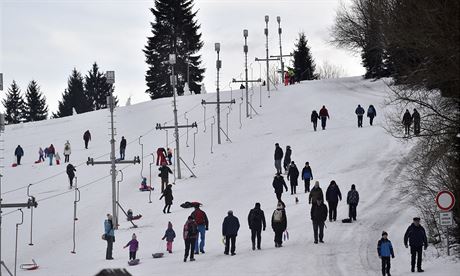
436, 191, 455, 211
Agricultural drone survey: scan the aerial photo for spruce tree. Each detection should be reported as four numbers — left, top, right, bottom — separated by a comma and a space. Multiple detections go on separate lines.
293, 32, 318, 81
53, 68, 91, 118
24, 80, 48, 122
84, 62, 114, 110
144, 0, 205, 99
2, 80, 25, 124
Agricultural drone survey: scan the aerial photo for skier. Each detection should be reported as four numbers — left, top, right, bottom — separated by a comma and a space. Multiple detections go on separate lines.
103, 214, 115, 260
404, 217, 428, 273
66, 163, 76, 188
159, 184, 173, 214
402, 109, 412, 136
274, 143, 284, 174
64, 140, 71, 163
222, 210, 240, 256
248, 202, 266, 250
83, 130, 91, 149
311, 198, 328, 244
311, 110, 319, 131
309, 181, 324, 204
190, 206, 209, 255
156, 147, 167, 166
287, 161, 299, 195
412, 108, 421, 136
325, 180, 342, 222
167, 148, 173, 165
378, 231, 395, 276
319, 105, 330, 130
272, 172, 288, 202
183, 216, 198, 262
271, 202, 287, 248
14, 145, 24, 165
38, 147, 45, 163
347, 184, 360, 221
162, 221, 176, 253
55, 152, 61, 165
47, 144, 55, 166
301, 162, 313, 193
355, 104, 365, 128
123, 233, 139, 261
158, 162, 173, 192
120, 136, 127, 160
283, 145, 292, 173
367, 105, 377, 126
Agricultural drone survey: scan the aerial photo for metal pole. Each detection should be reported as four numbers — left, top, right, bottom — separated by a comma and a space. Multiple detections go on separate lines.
277, 16, 284, 85
216, 43, 222, 144
447, 226, 450, 256
171, 58, 181, 179
0, 175, 3, 276
109, 96, 118, 229
14, 210, 23, 276
244, 30, 249, 118
265, 15, 270, 92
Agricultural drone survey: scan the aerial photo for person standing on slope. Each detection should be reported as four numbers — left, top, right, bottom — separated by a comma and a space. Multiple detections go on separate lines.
64, 140, 71, 163
103, 214, 115, 260
309, 181, 324, 204
378, 231, 395, 276
325, 180, 342, 222
311, 198, 328, 244
283, 145, 292, 173
14, 145, 24, 166
319, 105, 330, 130
412, 109, 421, 136
273, 172, 288, 202
159, 184, 173, 214
158, 162, 173, 192
190, 206, 209, 255
83, 130, 91, 149
248, 202, 266, 250
355, 104, 365, 128
402, 109, 412, 136
347, 184, 360, 221
274, 143, 284, 174
404, 217, 428, 273
162, 221, 176, 253
311, 110, 319, 131
287, 161, 299, 195
47, 144, 55, 166
123, 233, 139, 261
367, 105, 377, 126
119, 136, 127, 160
38, 147, 45, 163
301, 162, 314, 193
222, 210, 240, 256
183, 216, 198, 262
66, 163, 76, 188
271, 202, 287, 248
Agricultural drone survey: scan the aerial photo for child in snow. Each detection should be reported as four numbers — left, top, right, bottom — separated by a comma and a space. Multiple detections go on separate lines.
55, 152, 61, 165
377, 231, 395, 276
162, 222, 176, 253
127, 209, 142, 221
139, 177, 152, 191
123, 233, 139, 261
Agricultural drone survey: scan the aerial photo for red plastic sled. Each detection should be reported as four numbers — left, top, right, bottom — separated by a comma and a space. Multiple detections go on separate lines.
12, 163, 18, 167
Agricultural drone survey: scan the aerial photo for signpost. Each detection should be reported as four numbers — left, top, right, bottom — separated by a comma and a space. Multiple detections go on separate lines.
436, 190, 455, 256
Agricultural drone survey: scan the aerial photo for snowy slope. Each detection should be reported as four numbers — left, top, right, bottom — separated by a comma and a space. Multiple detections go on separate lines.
1, 77, 459, 276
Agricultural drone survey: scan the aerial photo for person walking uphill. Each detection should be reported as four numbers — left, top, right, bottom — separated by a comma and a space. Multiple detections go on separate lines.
273, 172, 288, 202
283, 145, 292, 173
191, 206, 209, 254
64, 140, 71, 163
404, 217, 428, 273
271, 202, 287, 248
123, 233, 139, 261
347, 184, 360, 221
301, 162, 313, 193
162, 222, 176, 253
412, 108, 421, 136
355, 104, 365, 128
311, 110, 319, 131
325, 180, 342, 222
309, 181, 324, 204
66, 163, 76, 188
47, 144, 55, 166
183, 216, 198, 262
287, 161, 299, 194
402, 109, 412, 136
367, 105, 377, 126
119, 136, 127, 160
158, 162, 173, 192
14, 145, 24, 166
319, 105, 330, 130
222, 210, 240, 256
159, 184, 173, 214
378, 231, 395, 276
274, 143, 284, 174
311, 199, 328, 244
103, 214, 115, 260
83, 130, 91, 149
248, 203, 266, 250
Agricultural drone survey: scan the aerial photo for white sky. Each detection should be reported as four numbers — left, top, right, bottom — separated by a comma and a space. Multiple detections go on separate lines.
0, 0, 363, 113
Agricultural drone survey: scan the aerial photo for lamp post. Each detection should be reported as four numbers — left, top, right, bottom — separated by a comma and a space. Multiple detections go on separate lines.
277, 16, 284, 84
244, 29, 249, 118
264, 15, 270, 91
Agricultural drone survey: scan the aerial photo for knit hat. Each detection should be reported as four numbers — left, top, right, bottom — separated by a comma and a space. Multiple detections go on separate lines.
314, 181, 320, 187
107, 214, 113, 220
168, 221, 173, 229
382, 231, 388, 236
255, 202, 261, 208
277, 202, 284, 209
351, 184, 356, 189
413, 217, 421, 221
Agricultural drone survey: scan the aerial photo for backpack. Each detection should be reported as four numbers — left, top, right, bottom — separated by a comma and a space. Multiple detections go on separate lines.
65, 144, 70, 151
187, 222, 198, 237
273, 209, 283, 223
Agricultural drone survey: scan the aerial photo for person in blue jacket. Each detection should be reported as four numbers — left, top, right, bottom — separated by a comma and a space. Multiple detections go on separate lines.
14, 145, 24, 165
355, 104, 365, 128
301, 162, 313, 193
104, 214, 115, 260
404, 217, 428, 273
367, 105, 377, 126
222, 210, 240, 256
377, 231, 395, 276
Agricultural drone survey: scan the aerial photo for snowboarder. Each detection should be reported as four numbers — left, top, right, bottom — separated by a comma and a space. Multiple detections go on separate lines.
402, 109, 412, 136
47, 144, 55, 166
64, 140, 71, 163
156, 147, 167, 166
347, 184, 359, 221
274, 143, 283, 174
162, 221, 176, 253
412, 108, 421, 136
123, 233, 139, 261
183, 216, 198, 262
355, 104, 365, 128
158, 162, 173, 192
287, 161, 299, 194
222, 210, 240, 256
311, 198, 328, 244
404, 217, 428, 273
190, 206, 209, 255
311, 110, 319, 131
272, 172, 288, 202
167, 148, 173, 165
139, 177, 152, 191
159, 184, 173, 214
271, 202, 287, 248
83, 130, 91, 149
325, 180, 342, 222
66, 163, 76, 188
248, 202, 266, 250
319, 105, 330, 130
367, 105, 377, 126
14, 145, 24, 165
120, 136, 127, 160
104, 214, 115, 260
38, 147, 45, 163
55, 152, 61, 165
301, 162, 313, 193
309, 181, 324, 204
378, 231, 395, 276
283, 145, 292, 173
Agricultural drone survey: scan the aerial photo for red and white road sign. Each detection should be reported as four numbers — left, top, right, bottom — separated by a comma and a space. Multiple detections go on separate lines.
436, 191, 455, 211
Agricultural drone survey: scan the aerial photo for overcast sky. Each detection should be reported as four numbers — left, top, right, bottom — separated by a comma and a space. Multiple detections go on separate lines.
0, 0, 363, 113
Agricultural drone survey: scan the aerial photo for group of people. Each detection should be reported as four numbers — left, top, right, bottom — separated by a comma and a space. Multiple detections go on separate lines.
309, 104, 378, 132
402, 109, 421, 136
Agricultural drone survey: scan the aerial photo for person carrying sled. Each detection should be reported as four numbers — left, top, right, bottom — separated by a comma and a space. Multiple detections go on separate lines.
158, 162, 173, 192
103, 214, 115, 260
319, 105, 330, 130
162, 221, 176, 253
66, 163, 76, 188
222, 210, 240, 256
159, 184, 173, 214
355, 104, 365, 128
273, 172, 288, 202
64, 140, 71, 162
271, 202, 287, 248
311, 198, 328, 244
402, 109, 412, 136
274, 143, 284, 174
325, 180, 342, 222
183, 216, 198, 262
287, 161, 299, 195
14, 145, 24, 166
309, 181, 324, 204
404, 217, 428, 273
119, 136, 127, 160
190, 206, 209, 255
311, 110, 319, 131
248, 202, 266, 250
367, 105, 377, 126
347, 184, 360, 221
412, 108, 421, 136
123, 233, 139, 261
301, 162, 313, 193
83, 130, 91, 149
378, 231, 395, 276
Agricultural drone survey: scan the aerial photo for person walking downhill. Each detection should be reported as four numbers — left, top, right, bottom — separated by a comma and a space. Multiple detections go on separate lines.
325, 180, 342, 222
402, 109, 412, 136
287, 161, 299, 195
14, 145, 24, 166
274, 143, 284, 174
412, 109, 421, 136
159, 184, 173, 214
162, 222, 176, 253
38, 147, 45, 163
347, 184, 360, 221
183, 216, 198, 262
158, 162, 173, 192
301, 162, 313, 193
271, 202, 287, 248
190, 206, 209, 255
404, 217, 428, 273
222, 210, 240, 256
47, 144, 55, 166
64, 140, 71, 163
83, 130, 91, 149
309, 181, 324, 204
104, 214, 115, 260
311, 199, 328, 244
355, 104, 365, 128
272, 172, 288, 203
248, 203, 266, 250
311, 110, 319, 131
120, 136, 127, 160
319, 105, 330, 130
283, 145, 292, 173
378, 231, 395, 276
123, 233, 139, 261
367, 105, 377, 126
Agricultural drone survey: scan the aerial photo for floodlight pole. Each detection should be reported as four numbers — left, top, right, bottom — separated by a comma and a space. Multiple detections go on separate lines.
265, 15, 270, 92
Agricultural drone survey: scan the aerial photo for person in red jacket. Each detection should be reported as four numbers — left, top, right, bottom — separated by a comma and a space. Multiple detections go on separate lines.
319, 106, 330, 130
156, 147, 167, 166
190, 206, 209, 254
284, 72, 290, 86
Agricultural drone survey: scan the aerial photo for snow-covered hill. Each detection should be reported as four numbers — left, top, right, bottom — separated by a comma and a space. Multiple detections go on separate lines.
1, 77, 458, 275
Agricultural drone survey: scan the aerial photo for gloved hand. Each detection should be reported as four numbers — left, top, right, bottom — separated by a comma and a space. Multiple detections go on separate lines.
391, 255, 395, 259
263, 227, 266, 231
206, 226, 209, 231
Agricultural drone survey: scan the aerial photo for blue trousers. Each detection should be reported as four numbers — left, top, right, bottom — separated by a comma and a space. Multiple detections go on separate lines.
194, 224, 206, 253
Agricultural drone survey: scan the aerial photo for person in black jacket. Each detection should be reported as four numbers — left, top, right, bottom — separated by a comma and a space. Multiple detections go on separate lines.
159, 184, 173, 214
347, 184, 359, 220
412, 109, 421, 136
325, 180, 342, 222
311, 110, 319, 131
274, 143, 283, 174
158, 163, 173, 192
271, 202, 287, 248
301, 162, 313, 193
287, 161, 299, 194
14, 145, 24, 165
248, 203, 266, 250
66, 163, 76, 188
402, 110, 412, 136
367, 105, 377, 126
222, 210, 240, 255
283, 146, 292, 173
311, 199, 328, 243
404, 217, 428, 273
355, 104, 365, 128
83, 130, 91, 149
119, 136, 127, 160
272, 173, 288, 202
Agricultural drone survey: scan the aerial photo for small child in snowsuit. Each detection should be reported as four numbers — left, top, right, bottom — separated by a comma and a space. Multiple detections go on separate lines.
124, 233, 139, 260
127, 209, 142, 221
162, 221, 176, 253
139, 177, 152, 191
55, 152, 61, 165
377, 231, 395, 276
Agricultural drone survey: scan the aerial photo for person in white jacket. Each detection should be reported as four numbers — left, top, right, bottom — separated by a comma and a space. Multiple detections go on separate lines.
64, 141, 71, 163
